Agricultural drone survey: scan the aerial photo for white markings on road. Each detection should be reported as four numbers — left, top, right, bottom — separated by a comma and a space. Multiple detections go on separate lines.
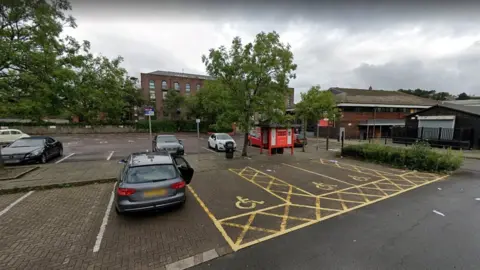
106, 151, 115, 160
55, 153, 75, 164
475, 198, 480, 201
93, 183, 116, 253
0, 191, 34, 217
99, 141, 108, 144
202, 147, 216, 153
433, 210, 445, 217
127, 140, 135, 143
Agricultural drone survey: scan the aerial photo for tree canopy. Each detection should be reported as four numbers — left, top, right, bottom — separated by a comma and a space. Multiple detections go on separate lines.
0, 0, 143, 123
295, 85, 338, 151
202, 31, 297, 156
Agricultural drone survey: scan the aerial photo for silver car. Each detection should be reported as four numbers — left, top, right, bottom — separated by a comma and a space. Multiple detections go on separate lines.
152, 135, 185, 155
115, 151, 194, 214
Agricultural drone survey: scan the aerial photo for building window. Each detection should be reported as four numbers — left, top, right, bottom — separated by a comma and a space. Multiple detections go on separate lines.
174, 82, 180, 91
196, 84, 201, 91
162, 91, 168, 100
149, 80, 155, 89
149, 90, 156, 100
161, 80, 167, 89
186, 83, 191, 93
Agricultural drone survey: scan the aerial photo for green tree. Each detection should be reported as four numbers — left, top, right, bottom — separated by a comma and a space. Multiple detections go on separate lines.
163, 89, 185, 120
202, 31, 297, 156
295, 85, 338, 152
61, 54, 142, 123
456, 92, 470, 100
184, 80, 236, 130
0, 0, 89, 120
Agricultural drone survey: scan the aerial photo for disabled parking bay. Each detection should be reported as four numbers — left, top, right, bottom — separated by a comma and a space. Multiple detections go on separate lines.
189, 158, 448, 252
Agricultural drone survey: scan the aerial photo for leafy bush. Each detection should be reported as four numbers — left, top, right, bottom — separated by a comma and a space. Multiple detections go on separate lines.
342, 142, 463, 173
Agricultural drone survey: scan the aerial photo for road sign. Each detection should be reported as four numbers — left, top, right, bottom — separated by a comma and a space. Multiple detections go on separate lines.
196, 119, 200, 124
144, 107, 155, 116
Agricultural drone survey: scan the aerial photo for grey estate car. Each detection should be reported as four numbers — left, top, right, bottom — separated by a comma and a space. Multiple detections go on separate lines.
152, 134, 185, 155
114, 151, 194, 214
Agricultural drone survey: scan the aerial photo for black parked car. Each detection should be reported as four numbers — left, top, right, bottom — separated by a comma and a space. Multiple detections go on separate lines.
1, 136, 63, 165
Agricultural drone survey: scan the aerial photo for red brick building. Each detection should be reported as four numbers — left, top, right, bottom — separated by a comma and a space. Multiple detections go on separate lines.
330, 87, 439, 139
140, 70, 214, 118
141, 70, 296, 119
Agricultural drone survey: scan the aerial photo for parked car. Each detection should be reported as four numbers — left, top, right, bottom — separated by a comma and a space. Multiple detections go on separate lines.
152, 134, 184, 155
0, 129, 30, 145
115, 151, 194, 214
1, 136, 63, 164
294, 133, 308, 147
247, 130, 263, 148
208, 133, 237, 152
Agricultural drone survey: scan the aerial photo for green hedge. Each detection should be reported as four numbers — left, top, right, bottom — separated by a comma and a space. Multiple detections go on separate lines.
342, 142, 463, 173
136, 120, 233, 133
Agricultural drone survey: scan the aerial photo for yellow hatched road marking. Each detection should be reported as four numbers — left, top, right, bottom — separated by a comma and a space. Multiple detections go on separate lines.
218, 203, 287, 222
234, 174, 449, 251
195, 164, 449, 252
282, 163, 356, 186
187, 186, 238, 251
222, 222, 279, 234
259, 211, 314, 222
235, 214, 256, 245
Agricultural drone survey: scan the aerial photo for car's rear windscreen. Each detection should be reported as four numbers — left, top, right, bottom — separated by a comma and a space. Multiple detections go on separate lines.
127, 165, 178, 183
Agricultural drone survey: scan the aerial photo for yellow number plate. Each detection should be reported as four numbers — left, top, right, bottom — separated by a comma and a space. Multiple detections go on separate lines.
144, 189, 167, 197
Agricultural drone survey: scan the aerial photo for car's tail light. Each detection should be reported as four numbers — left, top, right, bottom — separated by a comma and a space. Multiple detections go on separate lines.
117, 188, 136, 196
171, 181, 186, 189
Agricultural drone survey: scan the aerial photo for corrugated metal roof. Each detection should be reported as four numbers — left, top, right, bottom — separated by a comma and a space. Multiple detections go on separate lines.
329, 87, 439, 106
147, 70, 215, 80
438, 103, 480, 116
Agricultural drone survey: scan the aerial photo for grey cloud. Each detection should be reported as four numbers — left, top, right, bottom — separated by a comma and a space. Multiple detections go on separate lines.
351, 40, 480, 95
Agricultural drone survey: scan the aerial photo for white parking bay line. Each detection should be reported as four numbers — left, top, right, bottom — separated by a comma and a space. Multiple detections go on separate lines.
93, 183, 116, 253
0, 191, 34, 217
106, 151, 115, 160
55, 153, 75, 164
201, 147, 216, 153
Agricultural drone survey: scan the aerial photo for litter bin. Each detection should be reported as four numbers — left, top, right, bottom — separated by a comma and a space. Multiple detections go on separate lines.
225, 141, 235, 159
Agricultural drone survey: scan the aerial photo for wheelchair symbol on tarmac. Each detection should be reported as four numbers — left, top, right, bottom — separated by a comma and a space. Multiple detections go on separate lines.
349, 175, 370, 182
235, 196, 265, 209
312, 182, 337, 191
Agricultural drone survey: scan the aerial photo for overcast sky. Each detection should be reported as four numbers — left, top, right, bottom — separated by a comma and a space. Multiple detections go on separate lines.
65, 0, 480, 102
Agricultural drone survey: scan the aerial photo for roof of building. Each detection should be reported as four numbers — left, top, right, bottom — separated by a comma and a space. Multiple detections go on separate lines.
443, 99, 480, 106
146, 70, 215, 80
420, 103, 480, 117
329, 87, 439, 106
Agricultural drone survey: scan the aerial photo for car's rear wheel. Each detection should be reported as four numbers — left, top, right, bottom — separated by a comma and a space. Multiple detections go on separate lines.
40, 153, 47, 164
215, 144, 218, 152
58, 148, 63, 157
248, 140, 251, 146
115, 206, 123, 215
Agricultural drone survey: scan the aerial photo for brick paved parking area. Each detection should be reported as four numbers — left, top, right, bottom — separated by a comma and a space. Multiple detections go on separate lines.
0, 183, 228, 270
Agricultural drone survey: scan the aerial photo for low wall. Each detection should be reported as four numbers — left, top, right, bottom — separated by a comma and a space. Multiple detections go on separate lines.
4, 125, 136, 135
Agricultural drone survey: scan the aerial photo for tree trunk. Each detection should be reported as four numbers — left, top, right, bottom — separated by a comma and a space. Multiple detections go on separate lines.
302, 116, 307, 152
242, 132, 249, 157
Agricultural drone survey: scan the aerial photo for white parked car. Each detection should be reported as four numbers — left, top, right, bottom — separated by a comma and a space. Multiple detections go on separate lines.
208, 133, 237, 152
0, 129, 30, 145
